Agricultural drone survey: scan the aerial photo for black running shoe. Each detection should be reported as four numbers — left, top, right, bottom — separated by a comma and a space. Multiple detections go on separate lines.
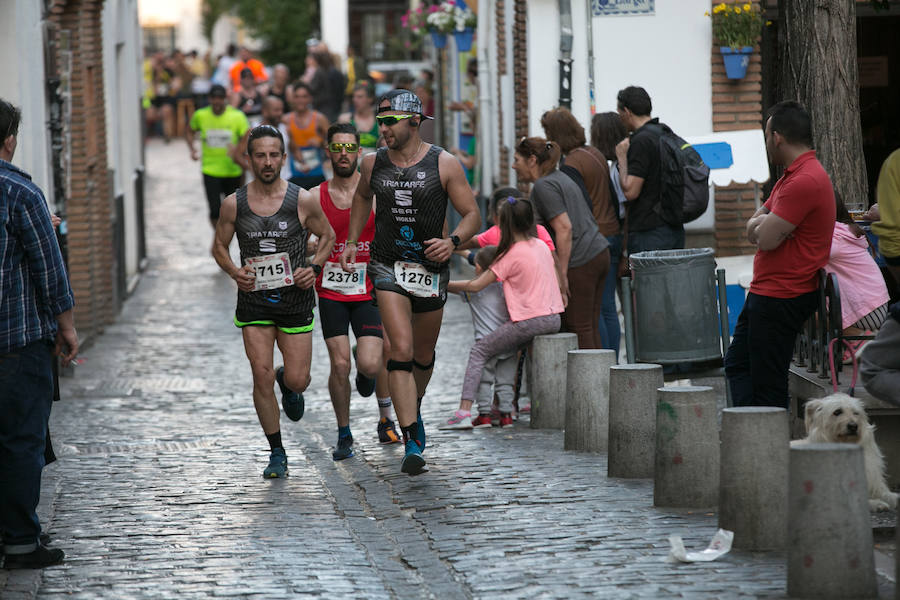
275, 366, 304, 421
332, 435, 354, 461
352, 346, 376, 397
377, 417, 401, 444
3, 545, 64, 569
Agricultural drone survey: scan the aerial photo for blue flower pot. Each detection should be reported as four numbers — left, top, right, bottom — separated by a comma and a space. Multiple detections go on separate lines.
454, 28, 475, 52
430, 32, 447, 49
720, 46, 753, 79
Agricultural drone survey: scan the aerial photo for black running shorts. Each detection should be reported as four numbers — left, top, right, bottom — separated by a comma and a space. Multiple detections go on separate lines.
233, 308, 315, 334
367, 260, 449, 314
318, 297, 383, 340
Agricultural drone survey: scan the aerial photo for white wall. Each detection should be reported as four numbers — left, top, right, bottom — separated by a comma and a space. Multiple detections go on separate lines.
321, 0, 349, 64
0, 0, 53, 203
527, 0, 712, 140
104, 0, 145, 279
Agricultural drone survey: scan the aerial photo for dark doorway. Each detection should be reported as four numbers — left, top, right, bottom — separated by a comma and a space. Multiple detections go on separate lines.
762, 4, 900, 206
858, 13, 900, 205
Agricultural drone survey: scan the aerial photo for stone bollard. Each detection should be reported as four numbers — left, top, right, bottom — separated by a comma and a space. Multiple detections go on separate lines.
896, 520, 900, 600
654, 386, 719, 508
608, 364, 663, 478
564, 349, 616, 452
718, 407, 788, 551
529, 332, 578, 429
787, 444, 877, 599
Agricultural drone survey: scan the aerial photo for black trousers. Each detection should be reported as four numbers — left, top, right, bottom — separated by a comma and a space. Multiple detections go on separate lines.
724, 291, 818, 409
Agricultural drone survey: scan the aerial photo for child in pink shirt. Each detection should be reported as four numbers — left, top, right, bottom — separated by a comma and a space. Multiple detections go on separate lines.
457, 187, 557, 263
449, 197, 564, 424
825, 196, 890, 360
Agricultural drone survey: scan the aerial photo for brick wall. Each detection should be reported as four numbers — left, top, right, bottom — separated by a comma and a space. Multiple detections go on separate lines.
513, 0, 528, 192
710, 1, 764, 256
49, 0, 114, 340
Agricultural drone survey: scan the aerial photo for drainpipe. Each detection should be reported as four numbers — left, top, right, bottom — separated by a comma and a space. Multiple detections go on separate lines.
558, 0, 573, 109
586, 0, 596, 115
477, 0, 493, 197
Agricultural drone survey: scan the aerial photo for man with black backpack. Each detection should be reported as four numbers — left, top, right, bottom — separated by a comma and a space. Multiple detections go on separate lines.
615, 86, 709, 257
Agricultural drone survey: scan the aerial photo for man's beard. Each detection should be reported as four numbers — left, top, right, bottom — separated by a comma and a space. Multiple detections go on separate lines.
332, 160, 358, 178
255, 168, 279, 183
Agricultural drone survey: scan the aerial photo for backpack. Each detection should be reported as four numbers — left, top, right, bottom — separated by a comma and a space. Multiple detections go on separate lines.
559, 163, 594, 215
645, 122, 710, 225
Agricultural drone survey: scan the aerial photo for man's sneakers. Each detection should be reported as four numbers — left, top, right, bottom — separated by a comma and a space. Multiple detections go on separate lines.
377, 417, 401, 444
472, 414, 493, 428
332, 435, 355, 461
438, 410, 473, 430
355, 372, 376, 398
263, 447, 288, 478
352, 345, 376, 397
3, 544, 64, 569
275, 366, 304, 421
401, 438, 426, 475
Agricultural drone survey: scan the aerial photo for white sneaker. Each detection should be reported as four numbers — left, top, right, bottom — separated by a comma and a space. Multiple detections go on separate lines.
438, 410, 473, 430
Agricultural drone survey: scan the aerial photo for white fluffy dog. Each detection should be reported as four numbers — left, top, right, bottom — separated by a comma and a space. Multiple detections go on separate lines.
792, 393, 898, 512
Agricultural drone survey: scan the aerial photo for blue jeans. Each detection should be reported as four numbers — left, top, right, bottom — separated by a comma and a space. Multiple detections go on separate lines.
598, 233, 623, 356
724, 291, 818, 409
0, 340, 54, 553
627, 224, 685, 255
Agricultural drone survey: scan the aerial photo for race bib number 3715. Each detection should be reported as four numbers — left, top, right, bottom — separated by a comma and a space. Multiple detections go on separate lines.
393, 261, 440, 298
247, 252, 294, 291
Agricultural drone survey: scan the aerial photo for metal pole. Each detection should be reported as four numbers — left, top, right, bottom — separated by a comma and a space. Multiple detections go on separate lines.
622, 276, 635, 364
585, 0, 596, 116
477, 0, 493, 197
558, 0, 573, 109
716, 268, 733, 407
436, 47, 445, 148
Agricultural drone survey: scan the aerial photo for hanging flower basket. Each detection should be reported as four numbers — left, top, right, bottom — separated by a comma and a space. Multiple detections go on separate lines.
720, 46, 753, 79
430, 32, 448, 49
454, 28, 475, 52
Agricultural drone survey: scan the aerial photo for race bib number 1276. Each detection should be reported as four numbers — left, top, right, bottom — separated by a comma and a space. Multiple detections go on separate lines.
393, 261, 439, 298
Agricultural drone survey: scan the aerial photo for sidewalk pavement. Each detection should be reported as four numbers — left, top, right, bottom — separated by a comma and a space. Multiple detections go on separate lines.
1, 139, 893, 599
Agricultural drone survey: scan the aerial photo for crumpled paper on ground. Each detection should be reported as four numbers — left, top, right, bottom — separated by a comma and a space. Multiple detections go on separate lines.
666, 529, 734, 563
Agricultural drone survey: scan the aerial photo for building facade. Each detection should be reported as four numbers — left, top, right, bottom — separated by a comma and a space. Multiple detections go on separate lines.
0, 0, 145, 341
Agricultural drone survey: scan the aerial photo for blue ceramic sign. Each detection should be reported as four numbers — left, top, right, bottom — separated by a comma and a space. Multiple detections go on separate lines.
592, 0, 655, 16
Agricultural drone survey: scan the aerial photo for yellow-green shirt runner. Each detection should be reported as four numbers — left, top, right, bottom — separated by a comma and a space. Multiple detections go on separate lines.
189, 106, 250, 178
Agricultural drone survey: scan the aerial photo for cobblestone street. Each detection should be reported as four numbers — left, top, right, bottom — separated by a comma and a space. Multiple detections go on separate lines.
0, 140, 888, 599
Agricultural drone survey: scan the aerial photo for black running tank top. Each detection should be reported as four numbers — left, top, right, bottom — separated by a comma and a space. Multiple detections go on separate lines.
369, 145, 448, 272
235, 183, 313, 316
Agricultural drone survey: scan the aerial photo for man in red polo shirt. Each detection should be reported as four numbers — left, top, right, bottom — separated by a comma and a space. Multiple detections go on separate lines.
724, 101, 836, 408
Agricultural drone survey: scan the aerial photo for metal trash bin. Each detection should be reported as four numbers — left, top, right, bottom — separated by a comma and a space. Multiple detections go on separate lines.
629, 248, 721, 364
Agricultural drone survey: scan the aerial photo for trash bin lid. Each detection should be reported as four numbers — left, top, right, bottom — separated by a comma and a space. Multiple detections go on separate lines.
630, 247, 715, 267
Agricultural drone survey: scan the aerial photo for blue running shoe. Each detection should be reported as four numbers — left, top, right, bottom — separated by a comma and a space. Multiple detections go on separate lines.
416, 411, 426, 451
276, 366, 304, 421
263, 448, 288, 478
401, 439, 426, 475
332, 435, 354, 461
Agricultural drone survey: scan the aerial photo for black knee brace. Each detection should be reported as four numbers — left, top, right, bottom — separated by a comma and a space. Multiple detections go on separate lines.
413, 352, 436, 371
387, 359, 414, 372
